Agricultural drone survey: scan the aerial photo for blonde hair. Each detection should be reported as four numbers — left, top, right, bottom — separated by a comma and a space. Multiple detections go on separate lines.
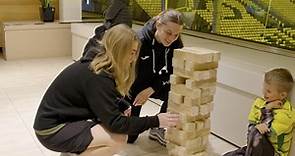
90, 24, 140, 96
264, 68, 294, 93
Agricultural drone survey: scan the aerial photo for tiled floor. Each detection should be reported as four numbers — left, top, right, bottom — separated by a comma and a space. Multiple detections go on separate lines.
0, 56, 237, 156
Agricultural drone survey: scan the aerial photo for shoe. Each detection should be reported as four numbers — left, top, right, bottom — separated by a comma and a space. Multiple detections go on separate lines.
127, 134, 139, 144
148, 128, 166, 146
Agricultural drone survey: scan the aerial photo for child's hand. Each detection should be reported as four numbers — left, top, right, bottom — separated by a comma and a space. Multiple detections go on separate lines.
255, 123, 270, 134
266, 100, 283, 109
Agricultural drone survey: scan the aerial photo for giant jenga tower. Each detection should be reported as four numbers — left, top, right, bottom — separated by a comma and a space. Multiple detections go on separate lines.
166, 47, 220, 156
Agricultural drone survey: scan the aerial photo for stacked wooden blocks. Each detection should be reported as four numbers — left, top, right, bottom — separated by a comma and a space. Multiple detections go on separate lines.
166, 47, 220, 156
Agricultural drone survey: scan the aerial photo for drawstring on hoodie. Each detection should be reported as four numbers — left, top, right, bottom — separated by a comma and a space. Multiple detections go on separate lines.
152, 39, 156, 73
152, 38, 170, 74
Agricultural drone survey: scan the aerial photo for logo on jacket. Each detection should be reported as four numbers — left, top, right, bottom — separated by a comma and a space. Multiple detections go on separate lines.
140, 56, 150, 60
162, 81, 170, 86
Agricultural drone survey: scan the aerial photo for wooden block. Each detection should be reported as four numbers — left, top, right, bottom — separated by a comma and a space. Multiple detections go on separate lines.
169, 106, 210, 122
202, 135, 209, 146
186, 80, 216, 90
185, 79, 197, 89
186, 80, 216, 98
173, 49, 187, 59
167, 140, 207, 156
191, 151, 208, 156
184, 96, 201, 106
172, 57, 185, 70
171, 84, 201, 98
182, 122, 197, 132
174, 48, 212, 64
169, 145, 186, 156
169, 102, 200, 120
174, 67, 192, 79
166, 128, 187, 145
200, 86, 216, 98
185, 138, 204, 154
179, 112, 197, 122
209, 102, 214, 112
174, 69, 217, 83
185, 60, 218, 71
169, 91, 184, 104
192, 69, 217, 81
200, 103, 210, 116
195, 121, 204, 131
201, 95, 214, 104
176, 119, 197, 131
213, 52, 221, 62
204, 118, 211, 130
167, 108, 197, 122
174, 47, 220, 64
170, 74, 186, 85
166, 126, 209, 144
167, 142, 177, 156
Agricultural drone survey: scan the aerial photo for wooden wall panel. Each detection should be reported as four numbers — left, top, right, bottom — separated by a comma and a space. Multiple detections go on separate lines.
0, 0, 39, 5
0, 0, 60, 48
0, 24, 3, 47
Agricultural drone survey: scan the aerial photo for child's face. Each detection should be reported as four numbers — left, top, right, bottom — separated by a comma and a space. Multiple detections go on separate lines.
263, 82, 287, 102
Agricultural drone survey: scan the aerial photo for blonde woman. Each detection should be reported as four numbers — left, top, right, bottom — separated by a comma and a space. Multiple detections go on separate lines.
33, 24, 179, 156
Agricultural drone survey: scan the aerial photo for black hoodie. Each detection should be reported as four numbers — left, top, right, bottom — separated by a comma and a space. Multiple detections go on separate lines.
33, 59, 159, 135
82, 0, 132, 57
130, 19, 183, 96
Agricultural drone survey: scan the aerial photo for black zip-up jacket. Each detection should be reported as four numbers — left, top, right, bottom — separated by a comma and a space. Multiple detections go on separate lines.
105, 0, 132, 28
130, 19, 183, 95
82, 0, 132, 57
33, 58, 159, 135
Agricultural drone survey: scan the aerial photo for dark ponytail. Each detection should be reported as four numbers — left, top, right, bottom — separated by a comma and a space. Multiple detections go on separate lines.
153, 9, 183, 25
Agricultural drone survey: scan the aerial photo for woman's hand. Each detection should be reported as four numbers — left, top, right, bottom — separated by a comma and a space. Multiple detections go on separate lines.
133, 87, 155, 106
157, 113, 180, 128
123, 107, 132, 116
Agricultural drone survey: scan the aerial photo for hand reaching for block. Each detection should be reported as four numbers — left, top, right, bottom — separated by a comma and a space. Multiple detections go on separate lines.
157, 113, 180, 128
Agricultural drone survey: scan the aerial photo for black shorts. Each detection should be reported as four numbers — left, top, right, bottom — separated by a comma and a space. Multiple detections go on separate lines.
36, 120, 97, 154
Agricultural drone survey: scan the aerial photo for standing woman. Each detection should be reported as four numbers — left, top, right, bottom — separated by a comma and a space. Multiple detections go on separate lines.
126, 10, 184, 145
33, 24, 179, 156
82, 0, 132, 60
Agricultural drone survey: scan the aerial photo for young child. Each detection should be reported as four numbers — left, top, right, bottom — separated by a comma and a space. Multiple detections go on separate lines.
224, 68, 295, 156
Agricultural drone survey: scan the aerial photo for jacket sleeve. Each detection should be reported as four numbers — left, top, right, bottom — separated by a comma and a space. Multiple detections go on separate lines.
104, 1, 122, 21
151, 75, 163, 94
84, 75, 159, 135
248, 98, 262, 124
270, 109, 295, 136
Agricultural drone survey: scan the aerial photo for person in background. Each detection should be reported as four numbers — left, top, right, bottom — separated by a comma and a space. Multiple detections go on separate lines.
33, 24, 179, 156
82, 0, 132, 61
223, 68, 295, 156
126, 9, 184, 146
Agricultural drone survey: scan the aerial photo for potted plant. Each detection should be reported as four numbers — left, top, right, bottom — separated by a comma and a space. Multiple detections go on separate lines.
39, 0, 55, 22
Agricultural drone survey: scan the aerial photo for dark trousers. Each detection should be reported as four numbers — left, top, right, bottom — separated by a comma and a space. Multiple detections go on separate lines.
223, 127, 275, 156
127, 86, 169, 116
126, 88, 169, 143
